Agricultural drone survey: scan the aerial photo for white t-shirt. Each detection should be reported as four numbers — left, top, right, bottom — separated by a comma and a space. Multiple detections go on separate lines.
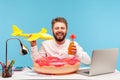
31, 39, 91, 65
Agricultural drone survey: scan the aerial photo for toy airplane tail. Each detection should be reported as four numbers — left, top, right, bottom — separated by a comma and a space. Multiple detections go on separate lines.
11, 25, 29, 37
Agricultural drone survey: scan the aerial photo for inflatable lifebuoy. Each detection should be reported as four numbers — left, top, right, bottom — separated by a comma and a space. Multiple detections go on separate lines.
33, 57, 80, 75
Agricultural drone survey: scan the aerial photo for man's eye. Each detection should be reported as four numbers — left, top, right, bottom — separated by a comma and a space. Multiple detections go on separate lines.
61, 27, 65, 30
55, 27, 59, 30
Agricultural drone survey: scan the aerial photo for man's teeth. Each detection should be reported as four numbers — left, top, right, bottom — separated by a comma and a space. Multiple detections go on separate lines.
57, 33, 63, 35
58, 34, 62, 36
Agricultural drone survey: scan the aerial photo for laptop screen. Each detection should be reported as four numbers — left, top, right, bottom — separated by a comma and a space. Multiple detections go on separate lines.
89, 48, 118, 76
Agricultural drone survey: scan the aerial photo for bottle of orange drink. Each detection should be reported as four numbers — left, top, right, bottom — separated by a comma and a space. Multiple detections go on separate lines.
68, 34, 76, 55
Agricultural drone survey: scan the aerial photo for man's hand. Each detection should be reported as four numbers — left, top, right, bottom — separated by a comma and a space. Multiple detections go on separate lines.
30, 40, 36, 47
28, 34, 36, 47
70, 44, 77, 55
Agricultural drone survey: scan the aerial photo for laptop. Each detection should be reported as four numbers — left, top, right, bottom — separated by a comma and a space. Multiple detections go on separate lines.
77, 48, 119, 76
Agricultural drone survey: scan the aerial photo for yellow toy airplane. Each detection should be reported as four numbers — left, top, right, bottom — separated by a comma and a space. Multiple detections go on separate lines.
11, 25, 53, 41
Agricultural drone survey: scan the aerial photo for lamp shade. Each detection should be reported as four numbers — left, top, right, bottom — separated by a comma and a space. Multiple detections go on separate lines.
20, 42, 29, 55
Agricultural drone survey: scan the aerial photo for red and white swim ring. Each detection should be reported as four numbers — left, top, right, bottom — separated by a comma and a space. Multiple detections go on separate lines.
33, 56, 80, 74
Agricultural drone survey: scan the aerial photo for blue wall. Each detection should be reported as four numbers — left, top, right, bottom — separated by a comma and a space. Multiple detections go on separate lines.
0, 0, 120, 70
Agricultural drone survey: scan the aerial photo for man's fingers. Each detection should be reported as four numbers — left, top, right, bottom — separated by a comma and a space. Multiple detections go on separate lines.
28, 34, 32, 38
70, 45, 77, 55
71, 45, 76, 50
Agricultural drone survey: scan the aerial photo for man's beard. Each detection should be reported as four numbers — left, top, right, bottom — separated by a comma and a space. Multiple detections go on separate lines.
53, 32, 67, 42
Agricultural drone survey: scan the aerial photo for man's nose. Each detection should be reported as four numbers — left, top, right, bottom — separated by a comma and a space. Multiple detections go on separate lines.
58, 28, 63, 31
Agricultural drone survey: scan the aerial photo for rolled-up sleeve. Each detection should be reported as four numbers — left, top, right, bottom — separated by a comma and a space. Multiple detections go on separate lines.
31, 46, 40, 61
75, 42, 91, 65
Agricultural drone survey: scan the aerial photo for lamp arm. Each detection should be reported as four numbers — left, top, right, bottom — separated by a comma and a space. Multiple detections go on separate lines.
5, 38, 23, 66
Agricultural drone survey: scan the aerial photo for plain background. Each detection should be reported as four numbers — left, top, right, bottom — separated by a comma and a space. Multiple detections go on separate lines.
0, 0, 120, 71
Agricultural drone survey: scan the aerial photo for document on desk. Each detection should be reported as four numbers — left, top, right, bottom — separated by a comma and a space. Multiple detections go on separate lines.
24, 70, 51, 77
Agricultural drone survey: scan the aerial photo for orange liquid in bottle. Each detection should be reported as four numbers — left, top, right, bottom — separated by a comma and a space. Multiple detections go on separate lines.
68, 41, 74, 55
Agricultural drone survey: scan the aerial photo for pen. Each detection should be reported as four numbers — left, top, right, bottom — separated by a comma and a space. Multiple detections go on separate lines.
7, 60, 10, 67
8, 59, 15, 70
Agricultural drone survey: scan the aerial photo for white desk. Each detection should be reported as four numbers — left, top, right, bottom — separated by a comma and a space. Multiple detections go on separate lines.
0, 67, 120, 80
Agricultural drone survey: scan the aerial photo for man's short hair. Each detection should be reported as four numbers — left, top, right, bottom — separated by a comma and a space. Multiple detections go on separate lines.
52, 17, 68, 29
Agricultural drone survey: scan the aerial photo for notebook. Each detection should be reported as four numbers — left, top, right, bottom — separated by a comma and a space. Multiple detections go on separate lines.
77, 48, 119, 76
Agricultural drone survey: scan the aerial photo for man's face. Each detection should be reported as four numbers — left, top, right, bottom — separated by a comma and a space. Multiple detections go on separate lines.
52, 22, 67, 42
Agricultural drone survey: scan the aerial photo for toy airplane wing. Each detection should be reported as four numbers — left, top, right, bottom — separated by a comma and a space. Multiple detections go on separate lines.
39, 28, 47, 33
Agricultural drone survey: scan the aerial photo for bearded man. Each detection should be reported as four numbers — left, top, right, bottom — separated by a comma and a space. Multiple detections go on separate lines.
30, 17, 91, 65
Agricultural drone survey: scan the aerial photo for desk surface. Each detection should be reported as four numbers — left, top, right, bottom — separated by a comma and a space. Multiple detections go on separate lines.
0, 67, 120, 80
